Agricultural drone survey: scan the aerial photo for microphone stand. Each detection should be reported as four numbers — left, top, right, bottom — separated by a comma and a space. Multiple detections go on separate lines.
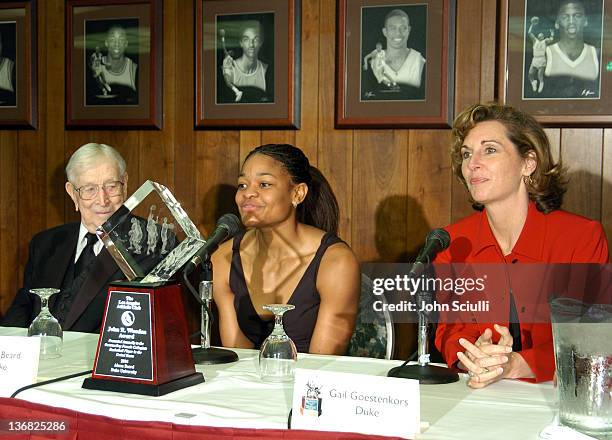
190, 257, 238, 364
387, 266, 459, 384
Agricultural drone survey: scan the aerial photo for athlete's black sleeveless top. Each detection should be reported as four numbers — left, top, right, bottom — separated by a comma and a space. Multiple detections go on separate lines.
230, 231, 343, 352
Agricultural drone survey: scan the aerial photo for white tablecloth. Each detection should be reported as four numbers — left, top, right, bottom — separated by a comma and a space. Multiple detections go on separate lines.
1, 328, 557, 439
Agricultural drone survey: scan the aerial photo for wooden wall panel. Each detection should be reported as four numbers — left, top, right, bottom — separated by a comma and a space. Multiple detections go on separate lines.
478, 0, 496, 103
41, 0, 64, 230
261, 131, 296, 147
544, 128, 561, 163
561, 129, 603, 220
240, 132, 262, 164
17, 128, 46, 280
454, 0, 484, 115
407, 130, 452, 246
0, 132, 19, 312
351, 130, 408, 262
602, 129, 612, 244
138, 0, 176, 194
195, 131, 241, 235
317, 0, 352, 244
294, 0, 320, 164
173, 0, 196, 218
0, 0, 610, 360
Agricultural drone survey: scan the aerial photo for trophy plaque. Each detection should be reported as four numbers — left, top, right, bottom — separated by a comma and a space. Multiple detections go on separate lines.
82, 180, 205, 396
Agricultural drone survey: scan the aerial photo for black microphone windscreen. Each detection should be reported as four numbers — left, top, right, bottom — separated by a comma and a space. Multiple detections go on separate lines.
217, 213, 242, 237
428, 228, 451, 250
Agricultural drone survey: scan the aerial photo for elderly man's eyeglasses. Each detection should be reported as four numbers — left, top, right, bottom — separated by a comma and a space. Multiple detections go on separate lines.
74, 181, 124, 200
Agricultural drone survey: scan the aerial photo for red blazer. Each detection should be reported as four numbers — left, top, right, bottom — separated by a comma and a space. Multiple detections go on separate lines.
434, 202, 609, 382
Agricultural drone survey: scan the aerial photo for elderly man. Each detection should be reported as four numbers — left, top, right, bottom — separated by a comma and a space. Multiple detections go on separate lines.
2, 143, 145, 333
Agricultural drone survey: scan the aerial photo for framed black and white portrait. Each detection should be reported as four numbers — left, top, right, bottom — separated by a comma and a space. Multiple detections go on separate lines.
0, 22, 17, 108
360, 5, 427, 102
0, 1, 36, 128
336, 0, 455, 129
84, 18, 140, 106
499, 0, 612, 126
196, 0, 301, 129
215, 12, 275, 105
66, 0, 162, 129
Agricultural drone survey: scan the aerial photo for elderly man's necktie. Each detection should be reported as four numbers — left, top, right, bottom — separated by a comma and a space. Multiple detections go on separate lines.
52, 232, 98, 326
75, 233, 97, 277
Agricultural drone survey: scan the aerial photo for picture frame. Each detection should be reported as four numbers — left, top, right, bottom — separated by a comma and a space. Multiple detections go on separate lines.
196, 0, 301, 129
499, 0, 612, 127
66, 0, 162, 129
336, 0, 455, 129
0, 0, 36, 129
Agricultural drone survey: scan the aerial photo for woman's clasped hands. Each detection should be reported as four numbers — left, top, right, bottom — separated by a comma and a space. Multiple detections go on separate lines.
456, 324, 515, 389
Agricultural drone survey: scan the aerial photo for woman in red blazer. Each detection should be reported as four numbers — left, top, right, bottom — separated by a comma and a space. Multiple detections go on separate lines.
434, 103, 609, 388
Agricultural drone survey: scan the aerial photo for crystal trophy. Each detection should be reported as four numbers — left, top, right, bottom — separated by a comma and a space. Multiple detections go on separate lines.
95, 180, 206, 283
82, 180, 205, 396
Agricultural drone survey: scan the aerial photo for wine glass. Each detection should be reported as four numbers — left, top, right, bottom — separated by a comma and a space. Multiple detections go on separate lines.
259, 304, 297, 383
27, 288, 63, 359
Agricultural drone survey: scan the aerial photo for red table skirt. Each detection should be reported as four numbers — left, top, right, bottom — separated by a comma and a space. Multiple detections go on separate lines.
0, 398, 401, 440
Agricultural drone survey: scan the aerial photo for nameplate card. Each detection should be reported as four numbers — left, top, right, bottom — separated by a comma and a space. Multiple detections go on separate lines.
0, 336, 40, 397
291, 368, 419, 439
93, 290, 153, 381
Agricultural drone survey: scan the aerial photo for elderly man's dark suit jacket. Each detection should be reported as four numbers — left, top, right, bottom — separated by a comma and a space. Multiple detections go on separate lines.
1, 221, 158, 333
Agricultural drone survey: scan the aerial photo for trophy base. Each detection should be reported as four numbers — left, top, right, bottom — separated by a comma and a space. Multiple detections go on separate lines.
82, 372, 204, 396
192, 347, 239, 365
387, 364, 459, 384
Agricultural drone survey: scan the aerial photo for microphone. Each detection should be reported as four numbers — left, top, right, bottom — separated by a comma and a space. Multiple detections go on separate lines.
183, 213, 242, 275
387, 228, 458, 384
187, 213, 242, 365
411, 229, 450, 319
409, 228, 451, 278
